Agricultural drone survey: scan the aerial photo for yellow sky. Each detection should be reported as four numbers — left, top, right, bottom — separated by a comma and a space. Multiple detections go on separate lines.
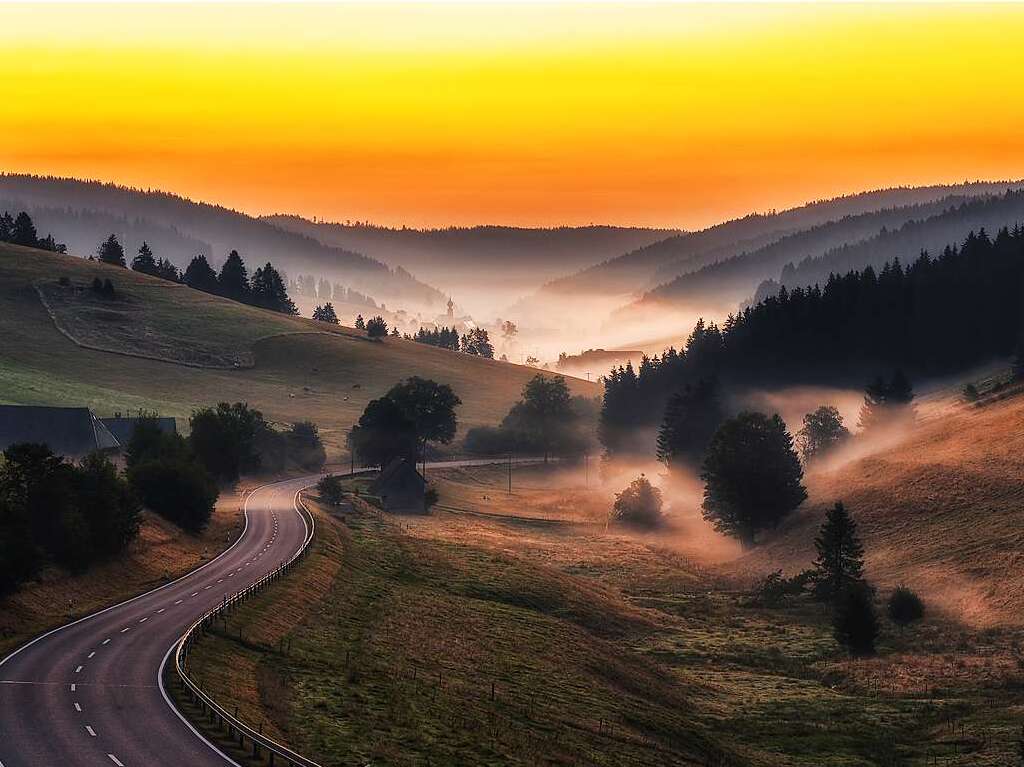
3, 2, 1024, 228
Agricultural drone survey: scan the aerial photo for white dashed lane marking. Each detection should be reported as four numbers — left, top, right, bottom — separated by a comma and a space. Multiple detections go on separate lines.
120, 628, 130, 633
156, 608, 165, 614
102, 639, 110, 645
74, 702, 81, 712
70, 684, 76, 692
174, 599, 183, 605
138, 617, 148, 623
74, 666, 82, 674
108, 755, 124, 767
85, 725, 96, 737
87, 652, 95, 659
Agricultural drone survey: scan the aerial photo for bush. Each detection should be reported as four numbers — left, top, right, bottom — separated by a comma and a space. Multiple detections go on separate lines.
887, 585, 925, 626
833, 584, 879, 656
129, 459, 218, 533
316, 474, 345, 506
962, 383, 979, 402
463, 425, 514, 455
748, 569, 814, 607
287, 421, 326, 471
611, 474, 664, 529
366, 315, 388, 339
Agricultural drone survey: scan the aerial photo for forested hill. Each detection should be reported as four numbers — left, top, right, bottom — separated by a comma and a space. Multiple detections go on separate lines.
637, 188, 1024, 311
600, 227, 1024, 456
265, 215, 678, 291
539, 181, 1023, 299
0, 175, 444, 309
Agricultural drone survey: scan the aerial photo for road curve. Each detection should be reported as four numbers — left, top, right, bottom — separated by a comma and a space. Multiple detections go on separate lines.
0, 474, 318, 767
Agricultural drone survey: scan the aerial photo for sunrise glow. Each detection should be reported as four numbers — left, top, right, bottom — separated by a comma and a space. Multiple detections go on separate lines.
4, 2, 1024, 228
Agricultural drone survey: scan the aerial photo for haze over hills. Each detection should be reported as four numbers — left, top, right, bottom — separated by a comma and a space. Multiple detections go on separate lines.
264, 215, 678, 315
633, 187, 1024, 316
0, 174, 445, 312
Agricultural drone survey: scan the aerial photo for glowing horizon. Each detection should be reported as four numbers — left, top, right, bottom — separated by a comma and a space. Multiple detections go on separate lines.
4, 2, 1024, 229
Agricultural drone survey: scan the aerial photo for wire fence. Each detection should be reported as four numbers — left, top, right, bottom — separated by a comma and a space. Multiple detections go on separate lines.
171, 491, 322, 767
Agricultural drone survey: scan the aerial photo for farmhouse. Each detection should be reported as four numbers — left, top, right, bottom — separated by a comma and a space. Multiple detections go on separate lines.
0, 404, 121, 457
370, 457, 427, 514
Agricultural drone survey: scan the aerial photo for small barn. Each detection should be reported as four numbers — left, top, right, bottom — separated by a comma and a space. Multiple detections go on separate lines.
370, 457, 427, 514
100, 416, 178, 446
0, 405, 121, 457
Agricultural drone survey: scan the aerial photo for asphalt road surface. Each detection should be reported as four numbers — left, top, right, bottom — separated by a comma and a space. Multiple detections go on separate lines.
0, 474, 318, 767
0, 458, 540, 766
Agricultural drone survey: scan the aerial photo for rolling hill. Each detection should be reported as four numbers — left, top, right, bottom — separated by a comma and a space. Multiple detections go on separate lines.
264, 216, 679, 314
0, 243, 598, 457
0, 174, 445, 312
641, 188, 1024, 313
743, 388, 1024, 628
538, 181, 1024, 301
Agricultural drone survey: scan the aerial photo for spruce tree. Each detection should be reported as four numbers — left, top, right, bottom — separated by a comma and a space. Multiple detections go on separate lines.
366, 315, 388, 338
812, 502, 866, 601
11, 212, 38, 247
217, 250, 250, 301
131, 241, 157, 275
656, 378, 724, 469
182, 255, 219, 293
250, 262, 298, 314
312, 303, 340, 324
355, 314, 365, 330
97, 234, 126, 267
0, 211, 13, 242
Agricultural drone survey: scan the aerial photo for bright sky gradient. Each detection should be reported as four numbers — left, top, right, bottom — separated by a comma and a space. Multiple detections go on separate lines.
4, 2, 1024, 228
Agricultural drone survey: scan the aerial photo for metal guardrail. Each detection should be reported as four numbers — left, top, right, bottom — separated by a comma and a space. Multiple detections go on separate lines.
171, 491, 323, 767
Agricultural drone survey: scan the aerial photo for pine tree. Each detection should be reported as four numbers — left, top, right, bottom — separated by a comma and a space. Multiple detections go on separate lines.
97, 234, 126, 267
366, 315, 388, 338
182, 255, 219, 293
312, 302, 339, 324
812, 502, 866, 602
217, 250, 250, 301
354, 314, 365, 330
131, 241, 157, 275
250, 262, 298, 314
656, 378, 724, 469
0, 211, 13, 241
11, 212, 38, 247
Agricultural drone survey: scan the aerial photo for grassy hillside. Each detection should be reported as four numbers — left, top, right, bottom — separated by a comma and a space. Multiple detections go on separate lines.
743, 391, 1024, 628
0, 244, 597, 456
0, 174, 443, 310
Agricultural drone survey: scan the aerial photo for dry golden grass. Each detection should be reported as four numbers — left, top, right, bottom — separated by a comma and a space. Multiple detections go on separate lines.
0, 485, 245, 657
743, 393, 1024, 628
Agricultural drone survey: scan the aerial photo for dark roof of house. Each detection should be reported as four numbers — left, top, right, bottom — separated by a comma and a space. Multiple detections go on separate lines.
370, 457, 426, 495
100, 416, 177, 446
0, 405, 121, 456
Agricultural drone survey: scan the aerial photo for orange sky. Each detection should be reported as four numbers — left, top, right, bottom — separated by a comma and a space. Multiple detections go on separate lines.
4, 2, 1024, 229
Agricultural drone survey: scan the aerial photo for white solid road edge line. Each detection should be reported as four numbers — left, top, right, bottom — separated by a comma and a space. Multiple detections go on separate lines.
156, 476, 319, 767
0, 478, 283, 669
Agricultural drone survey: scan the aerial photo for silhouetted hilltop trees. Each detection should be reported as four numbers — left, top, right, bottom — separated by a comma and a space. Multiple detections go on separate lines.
414, 326, 460, 350
96, 233, 126, 267
0, 209, 65, 253
0, 174, 444, 308
541, 181, 1021, 298
754, 189, 1024, 304
601, 227, 1024, 456
179, 251, 296, 315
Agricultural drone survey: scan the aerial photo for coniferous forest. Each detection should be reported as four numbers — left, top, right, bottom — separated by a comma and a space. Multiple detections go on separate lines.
601, 227, 1024, 455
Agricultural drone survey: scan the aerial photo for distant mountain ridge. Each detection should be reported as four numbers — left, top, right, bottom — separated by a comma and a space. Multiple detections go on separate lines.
540, 181, 1024, 300
0, 174, 445, 309
264, 214, 679, 300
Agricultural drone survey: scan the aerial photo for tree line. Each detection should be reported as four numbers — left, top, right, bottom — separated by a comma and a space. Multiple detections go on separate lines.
413, 326, 495, 358
0, 404, 325, 596
601, 227, 1024, 457
0, 210, 66, 253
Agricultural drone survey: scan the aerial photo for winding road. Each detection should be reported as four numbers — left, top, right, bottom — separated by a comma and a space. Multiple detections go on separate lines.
0, 475, 317, 767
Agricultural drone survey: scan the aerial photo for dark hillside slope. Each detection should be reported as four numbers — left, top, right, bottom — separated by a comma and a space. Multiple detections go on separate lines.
640, 189, 1024, 310
541, 181, 1022, 299
0, 174, 443, 309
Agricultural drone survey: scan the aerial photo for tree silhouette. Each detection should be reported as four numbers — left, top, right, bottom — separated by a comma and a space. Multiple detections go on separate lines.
366, 315, 388, 338
97, 234, 126, 267
461, 327, 494, 358
700, 412, 806, 547
182, 255, 219, 293
11, 212, 38, 247
312, 302, 340, 324
656, 378, 724, 469
833, 584, 879, 656
348, 397, 418, 468
217, 249, 250, 301
131, 241, 157, 275
250, 262, 298, 314
386, 377, 461, 465
796, 406, 850, 463
812, 502, 866, 602
611, 474, 664, 528
858, 370, 915, 432
354, 314, 366, 330
502, 375, 577, 461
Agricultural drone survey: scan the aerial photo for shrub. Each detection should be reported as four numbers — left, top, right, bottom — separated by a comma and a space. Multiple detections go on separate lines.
962, 383, 979, 402
366, 315, 388, 339
463, 425, 514, 455
316, 474, 345, 506
887, 585, 925, 626
286, 421, 326, 471
748, 569, 814, 607
833, 584, 879, 656
611, 474, 664, 529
